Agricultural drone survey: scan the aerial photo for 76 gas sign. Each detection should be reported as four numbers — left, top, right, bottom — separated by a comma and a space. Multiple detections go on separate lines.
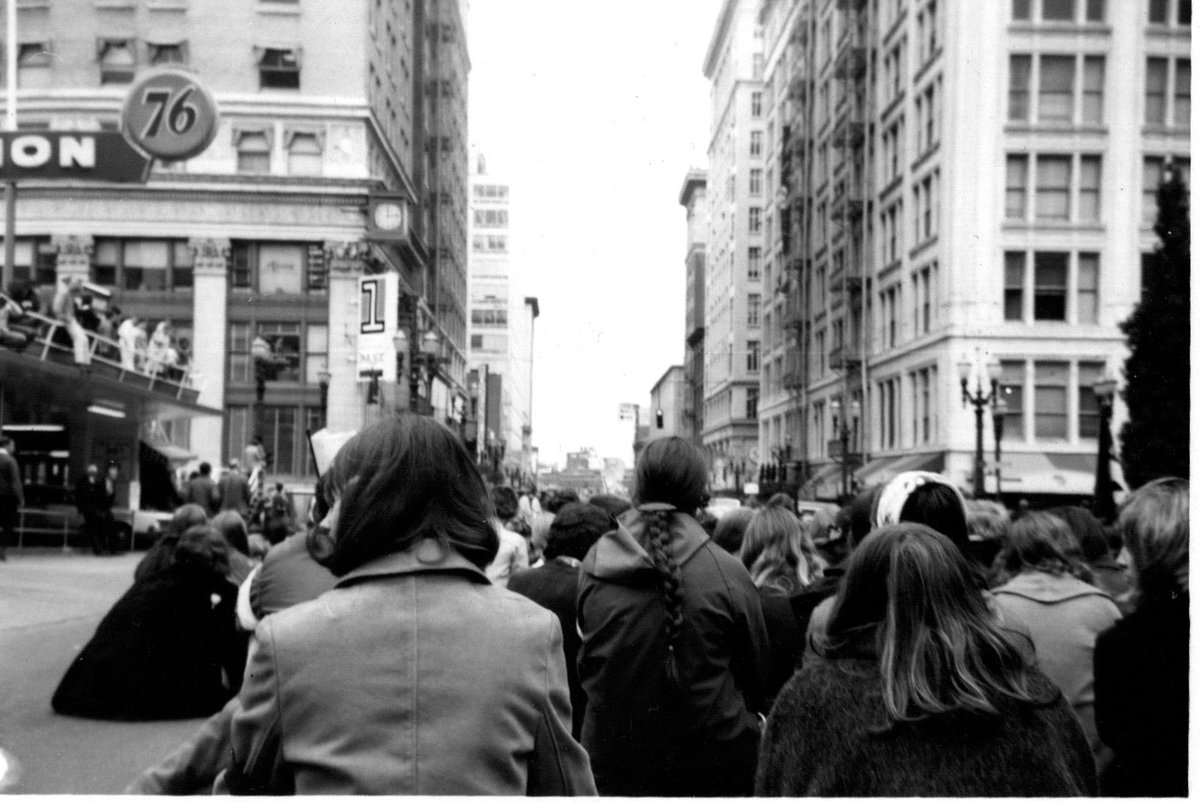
120, 69, 219, 161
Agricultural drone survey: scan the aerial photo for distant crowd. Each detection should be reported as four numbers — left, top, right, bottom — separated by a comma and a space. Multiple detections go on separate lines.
37, 415, 1186, 796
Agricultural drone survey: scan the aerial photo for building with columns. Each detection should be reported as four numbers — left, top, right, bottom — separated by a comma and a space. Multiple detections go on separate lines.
702, 0, 765, 494
752, 0, 1188, 502
0, 0, 470, 491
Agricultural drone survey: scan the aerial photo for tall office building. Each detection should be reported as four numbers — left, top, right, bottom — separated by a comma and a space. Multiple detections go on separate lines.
466, 155, 537, 483
755, 0, 1189, 501
0, 0, 470, 504
679, 168, 708, 448
702, 0, 766, 494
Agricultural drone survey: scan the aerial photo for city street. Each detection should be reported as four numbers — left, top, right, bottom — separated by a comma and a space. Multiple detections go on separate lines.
0, 550, 205, 794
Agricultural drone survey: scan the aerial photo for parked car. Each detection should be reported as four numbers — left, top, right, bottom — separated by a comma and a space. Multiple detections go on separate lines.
705, 496, 742, 521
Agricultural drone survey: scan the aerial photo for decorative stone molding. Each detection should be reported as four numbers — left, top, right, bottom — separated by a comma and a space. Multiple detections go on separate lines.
188, 237, 230, 279
324, 240, 371, 267
51, 234, 94, 257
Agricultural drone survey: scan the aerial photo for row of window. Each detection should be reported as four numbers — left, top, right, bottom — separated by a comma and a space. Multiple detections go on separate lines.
473, 184, 509, 200
473, 209, 509, 229
228, 322, 329, 387
1004, 250, 1098, 324
470, 308, 508, 328
1014, 0, 1191, 24
15, 40, 300, 91
471, 235, 508, 254
235, 129, 324, 176
1009, 54, 1105, 127
1005, 153, 1101, 223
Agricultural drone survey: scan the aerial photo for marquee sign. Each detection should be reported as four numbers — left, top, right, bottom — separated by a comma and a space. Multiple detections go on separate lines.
0, 131, 150, 182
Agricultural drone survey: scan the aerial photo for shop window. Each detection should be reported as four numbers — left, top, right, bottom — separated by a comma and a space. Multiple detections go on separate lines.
304, 324, 328, 385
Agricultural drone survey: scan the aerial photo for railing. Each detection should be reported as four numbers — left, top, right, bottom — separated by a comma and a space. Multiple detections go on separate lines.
13, 507, 78, 552
0, 293, 205, 404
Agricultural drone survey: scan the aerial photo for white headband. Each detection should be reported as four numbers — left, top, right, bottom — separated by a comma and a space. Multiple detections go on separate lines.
873, 470, 967, 530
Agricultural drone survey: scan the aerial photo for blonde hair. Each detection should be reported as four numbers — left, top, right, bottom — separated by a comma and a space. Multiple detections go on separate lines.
1120, 477, 1188, 599
740, 506, 825, 596
826, 524, 1045, 723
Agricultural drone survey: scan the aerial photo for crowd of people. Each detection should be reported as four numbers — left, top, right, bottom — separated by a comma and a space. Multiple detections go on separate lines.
1, 277, 191, 380
42, 414, 1187, 796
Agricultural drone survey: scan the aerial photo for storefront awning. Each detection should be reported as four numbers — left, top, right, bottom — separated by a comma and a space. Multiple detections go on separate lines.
998, 452, 1095, 496
853, 451, 946, 489
801, 462, 843, 501
141, 440, 197, 464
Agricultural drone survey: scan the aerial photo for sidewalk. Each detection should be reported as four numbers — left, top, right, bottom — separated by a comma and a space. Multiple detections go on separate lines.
0, 549, 206, 793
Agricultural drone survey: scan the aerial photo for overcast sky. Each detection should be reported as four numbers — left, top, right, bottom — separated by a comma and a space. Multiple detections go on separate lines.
467, 0, 724, 467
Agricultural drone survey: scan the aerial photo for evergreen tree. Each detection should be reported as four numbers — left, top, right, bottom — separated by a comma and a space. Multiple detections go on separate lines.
1119, 163, 1190, 487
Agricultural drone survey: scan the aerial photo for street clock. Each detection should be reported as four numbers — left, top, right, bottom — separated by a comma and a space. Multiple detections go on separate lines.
366, 193, 411, 242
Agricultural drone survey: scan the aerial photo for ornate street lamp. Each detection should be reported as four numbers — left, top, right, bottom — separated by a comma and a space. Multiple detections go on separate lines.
830, 397, 861, 501
1092, 374, 1119, 523
992, 396, 1008, 500
959, 357, 1002, 498
317, 370, 331, 428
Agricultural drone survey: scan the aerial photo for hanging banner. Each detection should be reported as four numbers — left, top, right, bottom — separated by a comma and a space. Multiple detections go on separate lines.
357, 272, 398, 383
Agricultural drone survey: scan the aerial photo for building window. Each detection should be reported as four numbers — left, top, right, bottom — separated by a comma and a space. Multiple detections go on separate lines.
236, 130, 272, 174
750, 131, 763, 157
1004, 252, 1025, 321
148, 41, 187, 66
258, 244, 305, 294
748, 246, 761, 280
1009, 55, 1032, 120
1143, 156, 1191, 224
747, 340, 760, 372
1035, 155, 1071, 219
1149, 0, 1191, 24
749, 168, 763, 197
2, 237, 55, 285
1077, 253, 1099, 323
1034, 361, 1069, 440
1144, 57, 1189, 127
1077, 361, 1105, 438
286, 131, 323, 176
1039, 56, 1074, 122
1006, 154, 1029, 218
751, 91, 763, 117
90, 238, 192, 291
999, 360, 1026, 439
98, 39, 135, 85
748, 294, 760, 327
470, 334, 483, 349
17, 42, 51, 89
304, 324, 329, 384
746, 387, 759, 419
749, 207, 762, 233
1042, 0, 1075, 19
1082, 56, 1105, 124
259, 47, 300, 90
1078, 155, 1101, 221
1034, 252, 1068, 320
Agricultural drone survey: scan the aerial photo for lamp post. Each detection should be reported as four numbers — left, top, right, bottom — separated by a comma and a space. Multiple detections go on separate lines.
1092, 374, 1118, 524
250, 335, 282, 441
959, 357, 1002, 498
317, 370, 331, 428
992, 396, 1007, 501
830, 397, 860, 502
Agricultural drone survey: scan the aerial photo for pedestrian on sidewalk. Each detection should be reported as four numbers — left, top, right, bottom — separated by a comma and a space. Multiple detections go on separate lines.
216, 460, 251, 518
75, 463, 118, 555
0, 436, 23, 561
219, 413, 593, 795
182, 462, 219, 517
757, 523, 1097, 796
576, 436, 769, 797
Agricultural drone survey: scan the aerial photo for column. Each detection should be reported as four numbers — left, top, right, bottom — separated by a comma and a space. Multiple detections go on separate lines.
51, 234, 92, 284
188, 238, 229, 471
324, 240, 369, 433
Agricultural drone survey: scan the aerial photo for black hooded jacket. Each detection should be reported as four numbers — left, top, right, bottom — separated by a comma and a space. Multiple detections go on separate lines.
576, 506, 769, 796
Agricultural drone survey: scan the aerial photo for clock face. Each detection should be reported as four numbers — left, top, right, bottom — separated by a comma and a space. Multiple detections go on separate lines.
373, 202, 405, 230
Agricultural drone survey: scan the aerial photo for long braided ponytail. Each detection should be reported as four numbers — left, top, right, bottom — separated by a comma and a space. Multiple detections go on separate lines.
633, 437, 708, 690
641, 506, 686, 687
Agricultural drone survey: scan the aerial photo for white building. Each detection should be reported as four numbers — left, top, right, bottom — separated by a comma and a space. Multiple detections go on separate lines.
467, 155, 537, 483
702, 0, 766, 494
754, 0, 1189, 501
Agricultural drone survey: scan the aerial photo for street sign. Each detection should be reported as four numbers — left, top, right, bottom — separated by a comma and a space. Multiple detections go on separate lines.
120, 68, 220, 161
0, 132, 150, 182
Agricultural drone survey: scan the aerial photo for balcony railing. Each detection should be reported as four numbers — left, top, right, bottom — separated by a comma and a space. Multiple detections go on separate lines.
833, 38, 867, 80
0, 294, 204, 404
830, 115, 865, 149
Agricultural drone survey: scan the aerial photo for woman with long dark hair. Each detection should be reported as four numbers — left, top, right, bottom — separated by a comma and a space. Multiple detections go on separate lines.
220, 413, 593, 795
757, 524, 1096, 796
576, 436, 769, 797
